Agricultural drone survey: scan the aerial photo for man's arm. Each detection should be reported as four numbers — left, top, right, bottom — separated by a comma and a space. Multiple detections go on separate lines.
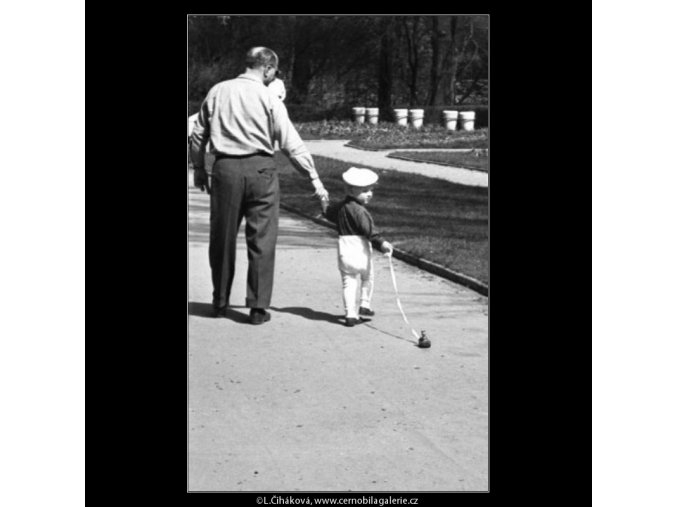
190, 97, 211, 192
322, 200, 340, 223
190, 97, 211, 171
271, 99, 328, 200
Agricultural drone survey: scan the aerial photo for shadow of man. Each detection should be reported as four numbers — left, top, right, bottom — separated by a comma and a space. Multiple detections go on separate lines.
188, 302, 250, 324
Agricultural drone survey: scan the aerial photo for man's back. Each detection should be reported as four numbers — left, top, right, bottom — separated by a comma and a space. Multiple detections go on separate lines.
199, 74, 276, 157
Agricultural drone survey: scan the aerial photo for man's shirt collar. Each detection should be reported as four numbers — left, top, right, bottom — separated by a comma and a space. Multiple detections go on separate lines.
237, 73, 264, 84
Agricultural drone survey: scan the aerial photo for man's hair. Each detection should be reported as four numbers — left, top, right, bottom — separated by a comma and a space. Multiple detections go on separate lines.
245, 47, 278, 69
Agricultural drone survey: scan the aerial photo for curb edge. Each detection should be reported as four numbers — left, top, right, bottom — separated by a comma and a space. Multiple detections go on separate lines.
343, 141, 387, 152
386, 153, 488, 173
279, 202, 489, 297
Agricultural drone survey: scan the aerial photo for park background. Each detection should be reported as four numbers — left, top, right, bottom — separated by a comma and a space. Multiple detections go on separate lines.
188, 14, 489, 286
188, 15, 488, 123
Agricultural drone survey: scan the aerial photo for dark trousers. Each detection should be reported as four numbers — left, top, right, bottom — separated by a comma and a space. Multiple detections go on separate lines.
209, 155, 279, 309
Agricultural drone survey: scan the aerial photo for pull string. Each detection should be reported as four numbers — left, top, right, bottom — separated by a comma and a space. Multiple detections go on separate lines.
387, 255, 420, 340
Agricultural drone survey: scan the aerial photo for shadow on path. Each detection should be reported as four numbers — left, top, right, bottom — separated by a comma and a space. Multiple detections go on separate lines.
363, 323, 418, 346
188, 302, 250, 324
270, 306, 342, 325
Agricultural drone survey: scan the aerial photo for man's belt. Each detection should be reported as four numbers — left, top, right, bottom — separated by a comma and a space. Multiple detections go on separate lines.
215, 152, 273, 160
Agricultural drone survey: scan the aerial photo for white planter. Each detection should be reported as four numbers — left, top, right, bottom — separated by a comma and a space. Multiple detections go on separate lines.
408, 109, 424, 129
366, 107, 379, 125
442, 110, 458, 131
393, 108, 408, 126
459, 111, 475, 131
352, 107, 366, 124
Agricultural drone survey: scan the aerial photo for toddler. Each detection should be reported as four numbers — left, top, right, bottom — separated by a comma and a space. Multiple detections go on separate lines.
322, 167, 393, 326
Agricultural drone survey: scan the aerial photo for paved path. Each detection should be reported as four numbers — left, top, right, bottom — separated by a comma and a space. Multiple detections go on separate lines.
188, 181, 488, 492
304, 140, 488, 188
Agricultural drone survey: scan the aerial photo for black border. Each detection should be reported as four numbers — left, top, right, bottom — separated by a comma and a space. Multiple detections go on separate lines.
87, 5, 590, 502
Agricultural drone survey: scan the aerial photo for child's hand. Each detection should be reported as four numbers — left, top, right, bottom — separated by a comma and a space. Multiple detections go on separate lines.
382, 241, 394, 257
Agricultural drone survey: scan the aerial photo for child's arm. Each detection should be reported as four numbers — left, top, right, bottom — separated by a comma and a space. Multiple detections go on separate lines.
380, 241, 394, 257
352, 207, 393, 256
371, 234, 393, 256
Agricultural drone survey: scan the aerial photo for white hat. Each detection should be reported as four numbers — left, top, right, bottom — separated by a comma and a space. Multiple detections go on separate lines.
342, 167, 379, 187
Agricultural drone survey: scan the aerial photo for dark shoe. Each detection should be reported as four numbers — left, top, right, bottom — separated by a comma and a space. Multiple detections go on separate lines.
213, 305, 228, 318
249, 309, 271, 325
359, 307, 375, 317
345, 317, 359, 327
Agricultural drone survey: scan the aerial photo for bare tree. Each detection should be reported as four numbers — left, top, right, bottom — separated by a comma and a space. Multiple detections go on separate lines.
445, 16, 477, 104
425, 16, 484, 106
400, 16, 424, 107
427, 16, 443, 105
188, 15, 487, 114
377, 17, 394, 118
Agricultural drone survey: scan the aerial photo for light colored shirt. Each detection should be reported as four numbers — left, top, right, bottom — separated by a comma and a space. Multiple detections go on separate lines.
268, 78, 286, 101
190, 72, 318, 182
187, 113, 198, 138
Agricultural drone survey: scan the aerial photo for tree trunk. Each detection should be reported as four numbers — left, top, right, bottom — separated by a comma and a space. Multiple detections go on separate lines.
292, 55, 312, 104
290, 18, 313, 103
428, 17, 441, 106
377, 17, 394, 120
431, 16, 457, 106
403, 16, 420, 107
410, 64, 418, 107
287, 16, 296, 100
444, 17, 459, 105
448, 17, 475, 105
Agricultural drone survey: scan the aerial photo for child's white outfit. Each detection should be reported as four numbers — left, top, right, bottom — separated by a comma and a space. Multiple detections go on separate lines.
324, 195, 387, 319
268, 78, 286, 101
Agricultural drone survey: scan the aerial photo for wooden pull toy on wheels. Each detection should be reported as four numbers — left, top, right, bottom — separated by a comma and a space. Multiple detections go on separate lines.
418, 330, 431, 348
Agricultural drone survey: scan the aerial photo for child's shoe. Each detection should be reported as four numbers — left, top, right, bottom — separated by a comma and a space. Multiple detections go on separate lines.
345, 317, 359, 327
359, 307, 375, 317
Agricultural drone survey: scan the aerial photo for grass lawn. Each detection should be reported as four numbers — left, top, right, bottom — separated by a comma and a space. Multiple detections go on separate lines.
295, 121, 488, 149
276, 153, 488, 284
388, 150, 489, 172
295, 121, 372, 140
349, 127, 488, 150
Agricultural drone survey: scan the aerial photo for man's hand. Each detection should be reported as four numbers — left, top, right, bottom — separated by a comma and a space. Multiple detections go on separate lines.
382, 241, 394, 257
320, 196, 329, 215
311, 179, 329, 201
194, 167, 210, 193
314, 187, 329, 201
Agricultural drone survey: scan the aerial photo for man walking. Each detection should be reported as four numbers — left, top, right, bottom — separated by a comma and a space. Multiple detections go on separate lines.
190, 47, 329, 324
